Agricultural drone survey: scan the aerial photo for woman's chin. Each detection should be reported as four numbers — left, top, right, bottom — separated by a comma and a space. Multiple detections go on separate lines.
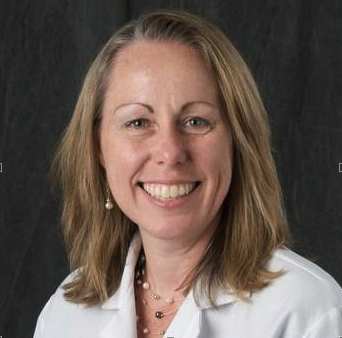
137, 217, 216, 246
138, 222, 196, 241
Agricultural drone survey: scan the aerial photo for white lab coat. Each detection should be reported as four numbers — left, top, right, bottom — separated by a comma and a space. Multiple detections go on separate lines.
34, 232, 342, 338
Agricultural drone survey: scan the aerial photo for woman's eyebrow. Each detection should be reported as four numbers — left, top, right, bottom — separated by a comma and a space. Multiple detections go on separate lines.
114, 102, 154, 114
113, 101, 215, 114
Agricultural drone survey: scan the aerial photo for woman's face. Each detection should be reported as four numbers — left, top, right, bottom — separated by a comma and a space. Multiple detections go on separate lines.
99, 40, 233, 243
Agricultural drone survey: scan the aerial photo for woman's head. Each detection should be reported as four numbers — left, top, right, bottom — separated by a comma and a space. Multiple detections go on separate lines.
51, 9, 290, 305
98, 39, 233, 245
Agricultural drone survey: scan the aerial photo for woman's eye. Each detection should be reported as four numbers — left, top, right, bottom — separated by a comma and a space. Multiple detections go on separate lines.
183, 117, 211, 134
125, 118, 149, 129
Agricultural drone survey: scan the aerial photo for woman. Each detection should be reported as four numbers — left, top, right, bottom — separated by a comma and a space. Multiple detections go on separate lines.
34, 9, 342, 338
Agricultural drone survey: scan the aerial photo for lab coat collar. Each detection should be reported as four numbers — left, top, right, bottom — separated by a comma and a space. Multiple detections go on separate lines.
100, 231, 250, 311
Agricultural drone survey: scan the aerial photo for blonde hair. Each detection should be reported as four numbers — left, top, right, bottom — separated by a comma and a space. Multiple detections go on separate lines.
51, 9, 291, 306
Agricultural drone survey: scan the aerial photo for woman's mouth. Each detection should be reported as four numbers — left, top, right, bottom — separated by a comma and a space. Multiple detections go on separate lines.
138, 182, 201, 201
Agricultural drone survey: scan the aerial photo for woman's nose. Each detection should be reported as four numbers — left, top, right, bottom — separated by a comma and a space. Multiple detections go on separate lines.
152, 127, 189, 166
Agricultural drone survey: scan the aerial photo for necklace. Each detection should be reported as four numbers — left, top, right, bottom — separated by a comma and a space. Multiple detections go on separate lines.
135, 252, 185, 336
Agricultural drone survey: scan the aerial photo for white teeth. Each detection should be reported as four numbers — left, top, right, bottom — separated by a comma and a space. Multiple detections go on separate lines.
161, 185, 170, 199
142, 182, 197, 201
170, 185, 178, 198
185, 184, 190, 194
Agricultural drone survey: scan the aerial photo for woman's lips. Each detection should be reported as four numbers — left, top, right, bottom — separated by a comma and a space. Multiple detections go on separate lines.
140, 182, 199, 200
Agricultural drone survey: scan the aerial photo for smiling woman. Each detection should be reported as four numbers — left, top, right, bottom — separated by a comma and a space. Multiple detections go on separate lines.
34, 9, 342, 338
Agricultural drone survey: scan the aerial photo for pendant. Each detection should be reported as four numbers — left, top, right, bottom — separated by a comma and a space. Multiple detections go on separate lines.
152, 293, 160, 299
142, 282, 150, 290
155, 311, 164, 319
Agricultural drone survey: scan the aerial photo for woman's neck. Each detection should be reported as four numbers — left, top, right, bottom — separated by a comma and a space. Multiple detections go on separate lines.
138, 226, 216, 297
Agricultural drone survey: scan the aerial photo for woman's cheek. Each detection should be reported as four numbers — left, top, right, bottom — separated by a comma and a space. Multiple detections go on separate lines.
110, 138, 148, 173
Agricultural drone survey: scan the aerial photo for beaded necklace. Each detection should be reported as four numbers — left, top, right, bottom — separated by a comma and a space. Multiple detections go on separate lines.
135, 252, 185, 336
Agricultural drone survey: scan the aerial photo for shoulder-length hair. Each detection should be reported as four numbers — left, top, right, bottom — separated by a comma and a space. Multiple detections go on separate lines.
51, 9, 291, 306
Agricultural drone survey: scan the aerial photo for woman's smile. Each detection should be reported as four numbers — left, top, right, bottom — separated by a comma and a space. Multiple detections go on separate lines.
139, 181, 200, 201
138, 181, 202, 208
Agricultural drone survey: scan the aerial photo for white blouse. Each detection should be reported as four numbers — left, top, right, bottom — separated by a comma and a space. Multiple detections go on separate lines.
34, 233, 342, 338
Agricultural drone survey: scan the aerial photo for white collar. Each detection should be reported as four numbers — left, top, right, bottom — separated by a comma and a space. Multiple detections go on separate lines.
101, 231, 249, 310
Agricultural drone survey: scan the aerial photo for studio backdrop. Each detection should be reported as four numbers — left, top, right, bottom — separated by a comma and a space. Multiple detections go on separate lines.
0, 1, 341, 337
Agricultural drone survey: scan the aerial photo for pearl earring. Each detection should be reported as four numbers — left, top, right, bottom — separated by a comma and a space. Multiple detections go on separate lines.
105, 183, 113, 210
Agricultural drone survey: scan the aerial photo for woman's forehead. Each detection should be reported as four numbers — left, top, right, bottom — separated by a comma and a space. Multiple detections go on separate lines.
105, 40, 219, 104
113, 40, 203, 68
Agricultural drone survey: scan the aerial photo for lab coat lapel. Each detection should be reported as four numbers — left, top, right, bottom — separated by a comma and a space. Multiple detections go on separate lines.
164, 286, 244, 338
100, 292, 137, 338
163, 289, 202, 338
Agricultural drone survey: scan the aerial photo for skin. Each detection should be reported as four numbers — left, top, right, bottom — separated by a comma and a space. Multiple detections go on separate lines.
98, 41, 233, 331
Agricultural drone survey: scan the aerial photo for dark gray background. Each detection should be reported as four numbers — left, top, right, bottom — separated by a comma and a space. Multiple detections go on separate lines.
0, 1, 341, 337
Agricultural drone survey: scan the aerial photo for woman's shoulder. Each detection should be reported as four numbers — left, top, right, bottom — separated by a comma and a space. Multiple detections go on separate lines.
34, 270, 112, 338
232, 248, 342, 337
272, 248, 341, 293
47, 269, 82, 308
35, 270, 84, 328
260, 247, 342, 310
